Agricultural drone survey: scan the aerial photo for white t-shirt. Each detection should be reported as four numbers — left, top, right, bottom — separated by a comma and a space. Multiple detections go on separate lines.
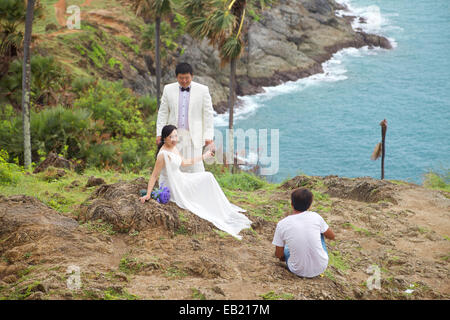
272, 211, 329, 278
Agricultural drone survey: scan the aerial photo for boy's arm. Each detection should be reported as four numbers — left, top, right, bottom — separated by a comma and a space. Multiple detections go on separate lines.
323, 227, 335, 240
275, 246, 285, 261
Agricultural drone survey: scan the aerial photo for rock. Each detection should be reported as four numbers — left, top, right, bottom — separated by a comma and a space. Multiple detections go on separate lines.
45, 23, 58, 32
185, 256, 222, 279
2, 274, 18, 284
0, 195, 120, 291
32, 282, 48, 294
85, 176, 106, 188
78, 178, 214, 235
282, 175, 399, 204
191, 239, 201, 251
159, 285, 170, 291
26, 291, 45, 300
68, 180, 81, 188
33, 152, 73, 174
300, 0, 333, 15
212, 286, 226, 296
114, 272, 128, 282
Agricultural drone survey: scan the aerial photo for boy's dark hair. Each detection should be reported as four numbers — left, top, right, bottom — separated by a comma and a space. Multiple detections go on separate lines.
291, 188, 314, 212
175, 62, 193, 76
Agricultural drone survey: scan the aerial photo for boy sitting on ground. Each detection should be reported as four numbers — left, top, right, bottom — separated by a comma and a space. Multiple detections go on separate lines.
272, 187, 335, 278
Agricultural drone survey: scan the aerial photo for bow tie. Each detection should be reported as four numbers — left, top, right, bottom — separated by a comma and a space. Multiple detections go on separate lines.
180, 87, 190, 92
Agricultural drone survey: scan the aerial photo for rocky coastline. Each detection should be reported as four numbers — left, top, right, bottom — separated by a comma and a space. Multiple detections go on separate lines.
175, 0, 392, 114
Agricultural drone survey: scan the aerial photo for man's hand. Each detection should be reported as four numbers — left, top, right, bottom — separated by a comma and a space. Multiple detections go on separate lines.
204, 140, 215, 156
205, 140, 215, 151
156, 136, 161, 145
275, 246, 285, 261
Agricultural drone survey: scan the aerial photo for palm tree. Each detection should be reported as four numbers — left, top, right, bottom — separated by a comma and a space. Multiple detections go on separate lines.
132, 0, 173, 109
182, 0, 274, 172
22, 0, 37, 169
0, 0, 27, 79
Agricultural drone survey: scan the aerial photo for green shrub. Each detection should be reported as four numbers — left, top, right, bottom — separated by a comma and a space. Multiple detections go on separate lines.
138, 94, 157, 116
1, 79, 158, 171
108, 57, 123, 70
115, 35, 140, 55
142, 17, 185, 58
0, 105, 22, 159
423, 170, 450, 193
118, 137, 154, 172
216, 171, 267, 191
0, 55, 67, 108
74, 80, 144, 137
32, 105, 92, 158
87, 42, 107, 68
0, 105, 93, 165
71, 76, 95, 96
85, 142, 118, 168
0, 149, 22, 185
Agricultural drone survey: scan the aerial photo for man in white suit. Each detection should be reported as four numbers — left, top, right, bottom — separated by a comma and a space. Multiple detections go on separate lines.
156, 62, 215, 173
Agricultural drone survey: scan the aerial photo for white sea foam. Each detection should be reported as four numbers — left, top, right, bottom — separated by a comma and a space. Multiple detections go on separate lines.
334, 0, 397, 38
214, 48, 355, 126
214, 0, 398, 126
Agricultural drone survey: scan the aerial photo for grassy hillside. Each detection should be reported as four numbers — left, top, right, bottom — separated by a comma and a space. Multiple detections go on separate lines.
34, 0, 146, 79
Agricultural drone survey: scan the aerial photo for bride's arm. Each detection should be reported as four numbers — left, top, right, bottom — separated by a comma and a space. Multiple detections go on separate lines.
141, 154, 165, 200
180, 150, 213, 167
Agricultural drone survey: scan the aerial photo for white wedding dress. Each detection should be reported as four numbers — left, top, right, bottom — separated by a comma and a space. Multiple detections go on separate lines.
158, 149, 252, 240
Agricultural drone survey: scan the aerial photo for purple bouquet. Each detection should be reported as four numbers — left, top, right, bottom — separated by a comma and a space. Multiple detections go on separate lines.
151, 183, 170, 204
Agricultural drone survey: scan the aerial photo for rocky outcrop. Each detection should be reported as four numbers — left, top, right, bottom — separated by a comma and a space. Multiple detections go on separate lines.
33, 152, 73, 174
281, 175, 400, 204
78, 177, 215, 235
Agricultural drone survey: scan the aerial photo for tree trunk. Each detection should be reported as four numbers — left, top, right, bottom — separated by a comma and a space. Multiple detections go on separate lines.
155, 16, 161, 110
228, 58, 236, 173
22, 0, 36, 169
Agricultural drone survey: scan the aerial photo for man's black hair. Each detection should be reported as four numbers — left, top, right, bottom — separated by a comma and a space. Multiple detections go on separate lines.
291, 188, 314, 212
175, 62, 193, 76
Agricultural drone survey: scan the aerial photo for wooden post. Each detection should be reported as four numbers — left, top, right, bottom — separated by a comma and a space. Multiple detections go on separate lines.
380, 119, 387, 179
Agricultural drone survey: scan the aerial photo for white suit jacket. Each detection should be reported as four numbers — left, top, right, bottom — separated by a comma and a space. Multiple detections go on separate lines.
156, 81, 214, 149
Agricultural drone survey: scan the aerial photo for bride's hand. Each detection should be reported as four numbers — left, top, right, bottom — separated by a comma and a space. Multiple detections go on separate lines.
140, 194, 151, 203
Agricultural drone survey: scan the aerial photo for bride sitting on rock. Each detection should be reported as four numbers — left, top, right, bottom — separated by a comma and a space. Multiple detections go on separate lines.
139, 124, 252, 240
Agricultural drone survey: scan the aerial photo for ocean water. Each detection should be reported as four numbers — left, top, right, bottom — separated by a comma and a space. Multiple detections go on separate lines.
214, 0, 450, 184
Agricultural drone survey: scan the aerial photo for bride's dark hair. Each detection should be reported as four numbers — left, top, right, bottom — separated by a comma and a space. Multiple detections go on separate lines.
156, 125, 177, 159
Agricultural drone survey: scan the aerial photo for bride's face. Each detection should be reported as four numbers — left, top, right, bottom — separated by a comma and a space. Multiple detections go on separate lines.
165, 130, 178, 147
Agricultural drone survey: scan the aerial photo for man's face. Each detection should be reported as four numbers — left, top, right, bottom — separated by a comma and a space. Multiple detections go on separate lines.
176, 73, 193, 88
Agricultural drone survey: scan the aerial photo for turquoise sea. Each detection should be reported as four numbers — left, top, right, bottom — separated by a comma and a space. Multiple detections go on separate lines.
214, 0, 450, 184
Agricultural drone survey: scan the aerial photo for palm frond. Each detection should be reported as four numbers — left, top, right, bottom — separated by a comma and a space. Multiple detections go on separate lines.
220, 36, 243, 61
